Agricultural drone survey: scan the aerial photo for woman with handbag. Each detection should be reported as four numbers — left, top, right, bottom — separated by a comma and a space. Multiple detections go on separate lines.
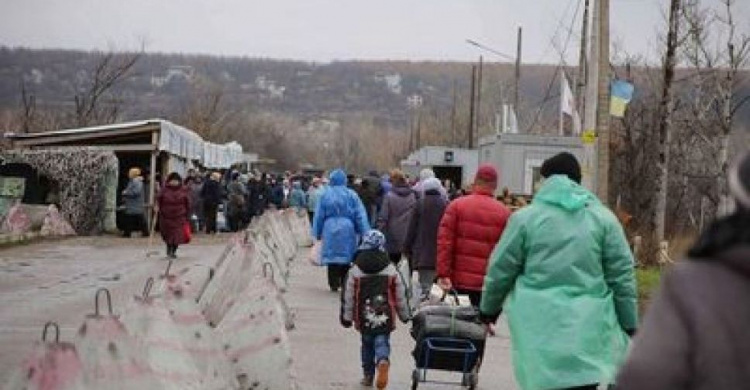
157, 172, 191, 259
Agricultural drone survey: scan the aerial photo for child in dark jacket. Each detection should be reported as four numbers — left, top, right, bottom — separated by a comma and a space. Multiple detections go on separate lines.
341, 230, 410, 389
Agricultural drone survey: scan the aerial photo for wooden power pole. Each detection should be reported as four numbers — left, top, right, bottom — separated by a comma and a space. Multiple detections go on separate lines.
476, 55, 484, 143
577, 0, 589, 113
515, 27, 523, 113
595, 0, 612, 204
468, 65, 477, 149
451, 80, 457, 146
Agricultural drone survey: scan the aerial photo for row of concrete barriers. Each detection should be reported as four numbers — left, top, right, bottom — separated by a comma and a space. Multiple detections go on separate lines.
6, 209, 312, 390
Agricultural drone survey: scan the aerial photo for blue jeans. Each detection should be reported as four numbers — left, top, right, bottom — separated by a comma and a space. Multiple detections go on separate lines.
361, 333, 391, 376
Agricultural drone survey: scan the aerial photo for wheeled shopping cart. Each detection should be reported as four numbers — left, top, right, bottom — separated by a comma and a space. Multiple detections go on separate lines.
409, 295, 486, 389
411, 336, 481, 389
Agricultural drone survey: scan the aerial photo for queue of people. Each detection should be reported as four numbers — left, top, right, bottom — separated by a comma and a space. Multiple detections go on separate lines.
120, 167, 326, 258
322, 151, 750, 390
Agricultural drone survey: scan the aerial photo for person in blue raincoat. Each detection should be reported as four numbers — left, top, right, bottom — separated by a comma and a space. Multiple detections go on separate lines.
312, 169, 370, 292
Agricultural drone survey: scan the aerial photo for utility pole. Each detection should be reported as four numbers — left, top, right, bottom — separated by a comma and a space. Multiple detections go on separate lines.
416, 108, 422, 150
577, 0, 589, 112
409, 106, 415, 153
595, 0, 612, 204
515, 26, 523, 114
476, 55, 484, 143
581, 0, 600, 192
451, 80, 457, 146
468, 65, 477, 149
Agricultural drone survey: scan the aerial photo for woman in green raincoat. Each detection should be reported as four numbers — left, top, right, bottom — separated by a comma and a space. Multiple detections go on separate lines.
479, 153, 637, 390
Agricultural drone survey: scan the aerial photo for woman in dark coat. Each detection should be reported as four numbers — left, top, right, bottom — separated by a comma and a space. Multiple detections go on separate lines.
617, 151, 750, 390
404, 177, 448, 299
201, 172, 222, 234
377, 169, 416, 264
157, 172, 191, 258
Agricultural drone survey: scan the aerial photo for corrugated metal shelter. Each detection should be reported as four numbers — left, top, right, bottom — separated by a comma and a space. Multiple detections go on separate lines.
479, 133, 584, 195
4, 119, 248, 232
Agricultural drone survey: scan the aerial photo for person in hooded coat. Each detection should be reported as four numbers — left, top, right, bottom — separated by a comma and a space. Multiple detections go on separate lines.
377, 169, 417, 264
312, 169, 370, 291
288, 181, 307, 210
157, 172, 191, 258
404, 177, 448, 299
226, 172, 248, 232
479, 152, 637, 390
412, 168, 449, 201
617, 151, 750, 390
307, 177, 324, 223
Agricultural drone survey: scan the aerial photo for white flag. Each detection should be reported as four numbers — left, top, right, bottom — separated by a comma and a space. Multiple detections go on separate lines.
508, 105, 519, 134
560, 71, 582, 135
561, 72, 576, 116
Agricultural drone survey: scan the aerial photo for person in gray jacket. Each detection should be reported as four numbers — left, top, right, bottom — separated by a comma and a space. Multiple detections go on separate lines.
121, 167, 148, 237
404, 177, 448, 299
378, 169, 416, 264
341, 230, 410, 389
617, 151, 750, 390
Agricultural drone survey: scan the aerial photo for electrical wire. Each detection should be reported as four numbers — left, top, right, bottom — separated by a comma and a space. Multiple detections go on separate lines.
526, 0, 583, 133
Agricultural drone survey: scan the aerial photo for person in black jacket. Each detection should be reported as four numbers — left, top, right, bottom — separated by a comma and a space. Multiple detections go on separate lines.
201, 171, 222, 234
270, 177, 286, 209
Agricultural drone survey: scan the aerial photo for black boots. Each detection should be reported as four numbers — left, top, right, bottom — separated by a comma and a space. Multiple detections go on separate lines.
166, 244, 178, 259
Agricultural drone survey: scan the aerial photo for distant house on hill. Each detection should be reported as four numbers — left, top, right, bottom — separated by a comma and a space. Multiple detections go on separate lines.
151, 65, 195, 88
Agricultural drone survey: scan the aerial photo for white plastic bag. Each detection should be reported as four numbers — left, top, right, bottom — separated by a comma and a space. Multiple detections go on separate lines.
308, 240, 322, 266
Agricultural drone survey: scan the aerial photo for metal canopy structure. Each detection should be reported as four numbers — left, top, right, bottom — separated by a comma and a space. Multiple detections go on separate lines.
5, 119, 244, 169
4, 119, 248, 223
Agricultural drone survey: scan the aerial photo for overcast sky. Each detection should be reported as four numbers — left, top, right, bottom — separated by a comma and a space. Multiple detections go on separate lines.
1, 0, 748, 64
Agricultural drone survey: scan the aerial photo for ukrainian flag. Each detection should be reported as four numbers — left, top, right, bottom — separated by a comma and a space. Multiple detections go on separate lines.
610, 79, 635, 117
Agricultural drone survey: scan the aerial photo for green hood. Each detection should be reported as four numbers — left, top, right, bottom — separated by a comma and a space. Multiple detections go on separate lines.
534, 175, 599, 211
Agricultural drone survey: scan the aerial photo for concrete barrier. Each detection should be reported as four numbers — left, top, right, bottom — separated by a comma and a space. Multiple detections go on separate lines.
246, 229, 289, 291
8, 209, 308, 389
198, 237, 257, 326
74, 289, 162, 389
282, 209, 313, 248
261, 213, 297, 262
5, 322, 86, 390
216, 276, 297, 390
123, 278, 239, 390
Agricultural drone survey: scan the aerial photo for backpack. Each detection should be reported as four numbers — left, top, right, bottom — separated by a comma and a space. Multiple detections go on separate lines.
354, 274, 397, 335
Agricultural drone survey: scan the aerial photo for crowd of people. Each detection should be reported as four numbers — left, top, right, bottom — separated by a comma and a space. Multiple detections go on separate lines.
315, 151, 750, 390
118, 150, 750, 390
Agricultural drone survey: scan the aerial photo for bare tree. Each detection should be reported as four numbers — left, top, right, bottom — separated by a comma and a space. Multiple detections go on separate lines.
18, 81, 36, 133
73, 50, 142, 127
180, 81, 232, 141
650, 0, 683, 264
680, 0, 750, 213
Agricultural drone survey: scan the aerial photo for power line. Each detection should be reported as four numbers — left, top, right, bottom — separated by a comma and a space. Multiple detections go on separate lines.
536, 0, 581, 63
526, 0, 583, 132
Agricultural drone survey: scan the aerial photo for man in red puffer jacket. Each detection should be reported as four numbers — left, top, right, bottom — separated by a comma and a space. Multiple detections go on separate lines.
437, 164, 510, 307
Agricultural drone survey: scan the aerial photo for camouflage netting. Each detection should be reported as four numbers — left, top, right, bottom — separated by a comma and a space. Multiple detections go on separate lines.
0, 149, 118, 235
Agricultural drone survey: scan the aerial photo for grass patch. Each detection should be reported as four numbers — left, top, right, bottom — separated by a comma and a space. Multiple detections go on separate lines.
637, 267, 663, 314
